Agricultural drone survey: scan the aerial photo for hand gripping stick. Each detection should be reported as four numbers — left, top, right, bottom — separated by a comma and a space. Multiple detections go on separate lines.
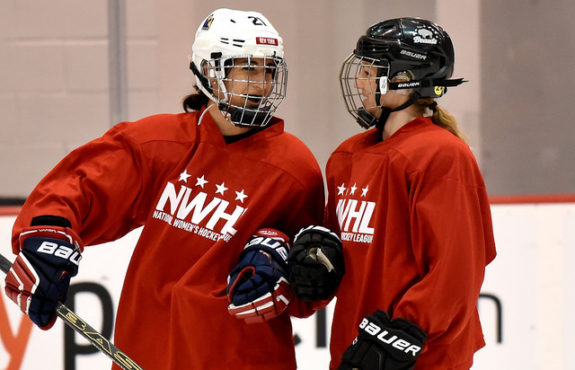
0, 253, 143, 370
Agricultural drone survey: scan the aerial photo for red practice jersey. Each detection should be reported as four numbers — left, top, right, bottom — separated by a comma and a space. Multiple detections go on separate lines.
13, 109, 325, 369
325, 117, 496, 370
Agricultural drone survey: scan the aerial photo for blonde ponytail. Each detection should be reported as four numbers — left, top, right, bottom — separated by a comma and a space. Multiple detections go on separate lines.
416, 98, 469, 143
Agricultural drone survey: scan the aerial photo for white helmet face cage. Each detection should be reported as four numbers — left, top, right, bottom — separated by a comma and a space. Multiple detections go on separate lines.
191, 8, 288, 127
200, 54, 287, 127
339, 53, 391, 129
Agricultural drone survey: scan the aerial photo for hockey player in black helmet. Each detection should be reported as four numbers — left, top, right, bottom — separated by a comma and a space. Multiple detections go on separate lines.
306, 17, 495, 370
340, 17, 466, 133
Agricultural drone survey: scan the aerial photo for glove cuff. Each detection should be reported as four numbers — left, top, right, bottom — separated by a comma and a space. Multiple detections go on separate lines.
19, 225, 84, 253
294, 225, 341, 244
239, 228, 290, 268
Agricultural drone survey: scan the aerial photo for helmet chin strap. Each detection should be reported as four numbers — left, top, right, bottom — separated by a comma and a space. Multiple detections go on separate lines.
375, 92, 419, 133
219, 103, 271, 126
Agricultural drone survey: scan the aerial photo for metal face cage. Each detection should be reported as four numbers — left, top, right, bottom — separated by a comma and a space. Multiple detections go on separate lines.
202, 55, 288, 127
339, 54, 390, 129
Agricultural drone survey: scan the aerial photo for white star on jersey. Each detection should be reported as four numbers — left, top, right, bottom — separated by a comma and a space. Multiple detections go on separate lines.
361, 186, 369, 197
337, 183, 346, 195
195, 175, 208, 188
349, 184, 357, 195
235, 190, 247, 203
216, 182, 228, 195
179, 170, 192, 183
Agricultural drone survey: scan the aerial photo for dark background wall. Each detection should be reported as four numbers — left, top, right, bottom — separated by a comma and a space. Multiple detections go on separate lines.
481, 0, 575, 195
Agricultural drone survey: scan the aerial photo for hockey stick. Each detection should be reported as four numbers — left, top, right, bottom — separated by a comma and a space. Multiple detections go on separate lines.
0, 253, 143, 370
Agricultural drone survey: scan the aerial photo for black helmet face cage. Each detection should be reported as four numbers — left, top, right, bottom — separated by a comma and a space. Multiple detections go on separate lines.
340, 53, 390, 129
202, 55, 288, 127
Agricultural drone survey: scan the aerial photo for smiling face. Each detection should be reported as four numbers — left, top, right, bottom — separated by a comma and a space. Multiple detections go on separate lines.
216, 57, 276, 109
340, 53, 418, 129
204, 56, 286, 127
340, 54, 390, 128
355, 63, 381, 116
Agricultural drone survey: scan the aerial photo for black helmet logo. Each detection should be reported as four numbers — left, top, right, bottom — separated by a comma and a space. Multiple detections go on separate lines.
413, 27, 438, 45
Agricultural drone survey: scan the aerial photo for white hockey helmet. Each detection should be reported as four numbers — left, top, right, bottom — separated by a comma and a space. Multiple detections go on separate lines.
190, 8, 288, 127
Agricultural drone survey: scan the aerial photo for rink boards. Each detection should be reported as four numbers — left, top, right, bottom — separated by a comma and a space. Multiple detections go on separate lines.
1, 201, 574, 369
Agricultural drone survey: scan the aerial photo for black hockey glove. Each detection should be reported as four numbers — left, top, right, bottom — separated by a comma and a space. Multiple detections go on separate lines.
5, 221, 83, 330
226, 229, 294, 324
339, 310, 427, 370
287, 225, 344, 301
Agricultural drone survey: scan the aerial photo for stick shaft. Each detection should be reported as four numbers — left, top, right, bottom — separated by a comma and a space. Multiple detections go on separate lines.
0, 253, 11, 274
0, 253, 143, 370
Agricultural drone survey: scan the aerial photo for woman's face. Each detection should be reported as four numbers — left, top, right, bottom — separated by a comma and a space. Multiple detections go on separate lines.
355, 63, 381, 116
356, 63, 411, 116
221, 57, 276, 109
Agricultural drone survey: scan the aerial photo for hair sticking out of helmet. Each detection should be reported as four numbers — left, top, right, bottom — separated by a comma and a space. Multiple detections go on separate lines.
339, 17, 466, 129
190, 8, 288, 127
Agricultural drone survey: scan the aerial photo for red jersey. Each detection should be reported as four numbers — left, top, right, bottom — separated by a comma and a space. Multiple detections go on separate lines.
325, 117, 496, 369
12, 109, 325, 369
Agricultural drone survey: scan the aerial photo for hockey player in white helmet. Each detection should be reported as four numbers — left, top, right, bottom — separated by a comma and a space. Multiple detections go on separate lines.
185, 8, 287, 128
5, 8, 325, 369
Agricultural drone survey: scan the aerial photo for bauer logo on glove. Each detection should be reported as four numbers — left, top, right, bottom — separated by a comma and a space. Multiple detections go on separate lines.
339, 310, 427, 370
36, 240, 82, 265
226, 228, 294, 324
5, 223, 84, 330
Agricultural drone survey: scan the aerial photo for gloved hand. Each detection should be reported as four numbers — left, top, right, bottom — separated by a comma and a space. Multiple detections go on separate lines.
287, 225, 344, 301
226, 228, 293, 324
339, 310, 427, 370
5, 225, 83, 329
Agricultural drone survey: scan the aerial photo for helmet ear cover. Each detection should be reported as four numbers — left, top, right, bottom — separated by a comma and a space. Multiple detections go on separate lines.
190, 61, 210, 92
190, 53, 223, 94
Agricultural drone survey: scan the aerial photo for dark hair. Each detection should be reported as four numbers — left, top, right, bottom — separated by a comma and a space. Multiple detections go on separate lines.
182, 87, 209, 112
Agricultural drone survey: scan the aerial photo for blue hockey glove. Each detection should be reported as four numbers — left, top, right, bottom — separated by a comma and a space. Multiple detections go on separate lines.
5, 225, 83, 329
226, 228, 294, 324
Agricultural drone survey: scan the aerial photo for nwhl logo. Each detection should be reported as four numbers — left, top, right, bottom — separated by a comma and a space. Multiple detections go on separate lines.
335, 182, 375, 244
153, 170, 247, 242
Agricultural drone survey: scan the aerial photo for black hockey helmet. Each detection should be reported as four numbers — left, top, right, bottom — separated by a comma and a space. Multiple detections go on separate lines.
340, 17, 465, 128
357, 17, 460, 98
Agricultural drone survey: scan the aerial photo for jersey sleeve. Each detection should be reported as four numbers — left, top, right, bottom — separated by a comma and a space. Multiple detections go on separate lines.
275, 152, 329, 318
392, 149, 496, 344
285, 178, 330, 318
12, 122, 153, 250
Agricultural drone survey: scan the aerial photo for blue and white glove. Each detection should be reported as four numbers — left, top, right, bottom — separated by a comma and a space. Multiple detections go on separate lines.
226, 228, 294, 324
5, 223, 83, 329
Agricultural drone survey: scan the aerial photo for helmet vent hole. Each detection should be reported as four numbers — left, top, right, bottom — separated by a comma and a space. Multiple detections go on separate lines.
220, 38, 244, 48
